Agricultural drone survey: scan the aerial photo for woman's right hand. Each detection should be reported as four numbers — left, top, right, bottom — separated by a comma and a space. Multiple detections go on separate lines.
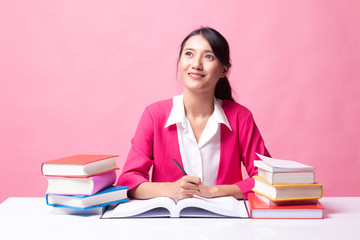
165, 176, 201, 200
127, 176, 201, 201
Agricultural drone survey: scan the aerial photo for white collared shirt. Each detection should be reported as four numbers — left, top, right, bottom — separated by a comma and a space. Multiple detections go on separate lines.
165, 95, 232, 185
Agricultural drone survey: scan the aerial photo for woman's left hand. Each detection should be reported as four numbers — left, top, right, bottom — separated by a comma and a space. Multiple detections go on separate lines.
197, 183, 218, 198
197, 183, 244, 199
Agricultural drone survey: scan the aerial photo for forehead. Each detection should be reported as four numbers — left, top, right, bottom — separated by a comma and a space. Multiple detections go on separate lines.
183, 34, 212, 51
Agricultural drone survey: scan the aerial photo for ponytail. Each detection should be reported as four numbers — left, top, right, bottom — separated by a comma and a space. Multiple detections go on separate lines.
215, 77, 234, 102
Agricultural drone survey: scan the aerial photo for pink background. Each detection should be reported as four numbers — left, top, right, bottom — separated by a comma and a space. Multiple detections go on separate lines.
1, 0, 359, 203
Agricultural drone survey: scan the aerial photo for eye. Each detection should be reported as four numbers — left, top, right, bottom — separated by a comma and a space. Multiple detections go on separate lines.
184, 51, 193, 57
204, 54, 215, 60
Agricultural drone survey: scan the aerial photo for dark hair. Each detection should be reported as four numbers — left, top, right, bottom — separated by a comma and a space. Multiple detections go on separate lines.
178, 27, 234, 102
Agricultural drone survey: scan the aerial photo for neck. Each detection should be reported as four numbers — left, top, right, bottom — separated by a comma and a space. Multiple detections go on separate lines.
183, 90, 215, 119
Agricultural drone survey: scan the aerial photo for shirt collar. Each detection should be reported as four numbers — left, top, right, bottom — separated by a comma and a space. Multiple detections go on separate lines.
212, 98, 232, 131
165, 94, 232, 131
165, 95, 186, 128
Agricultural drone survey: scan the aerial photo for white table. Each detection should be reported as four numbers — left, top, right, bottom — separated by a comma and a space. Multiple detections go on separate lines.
0, 197, 359, 240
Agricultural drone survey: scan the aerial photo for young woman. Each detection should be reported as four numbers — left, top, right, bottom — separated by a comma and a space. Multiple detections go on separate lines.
116, 27, 270, 200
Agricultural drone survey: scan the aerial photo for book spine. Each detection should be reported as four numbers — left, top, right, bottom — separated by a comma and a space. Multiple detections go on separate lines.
90, 171, 117, 194
41, 162, 45, 176
46, 197, 129, 210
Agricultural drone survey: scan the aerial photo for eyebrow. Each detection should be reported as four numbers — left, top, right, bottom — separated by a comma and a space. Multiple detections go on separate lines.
184, 48, 214, 54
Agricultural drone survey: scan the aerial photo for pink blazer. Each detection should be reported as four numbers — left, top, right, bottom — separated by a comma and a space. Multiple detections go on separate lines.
116, 98, 270, 199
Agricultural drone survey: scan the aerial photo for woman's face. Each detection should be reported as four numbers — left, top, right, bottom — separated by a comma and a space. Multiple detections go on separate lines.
178, 34, 228, 95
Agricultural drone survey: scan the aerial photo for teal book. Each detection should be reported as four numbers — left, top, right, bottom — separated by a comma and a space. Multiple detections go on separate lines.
46, 186, 129, 210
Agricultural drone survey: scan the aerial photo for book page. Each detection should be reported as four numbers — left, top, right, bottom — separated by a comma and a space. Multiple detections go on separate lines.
256, 153, 314, 171
101, 197, 175, 218
175, 195, 249, 218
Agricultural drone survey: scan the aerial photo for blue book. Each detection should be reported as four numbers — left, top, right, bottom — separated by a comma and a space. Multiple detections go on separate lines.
46, 186, 129, 210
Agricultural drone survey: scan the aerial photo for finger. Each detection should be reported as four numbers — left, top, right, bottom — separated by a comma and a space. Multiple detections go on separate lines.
181, 189, 200, 198
183, 176, 201, 185
180, 178, 200, 189
182, 182, 200, 191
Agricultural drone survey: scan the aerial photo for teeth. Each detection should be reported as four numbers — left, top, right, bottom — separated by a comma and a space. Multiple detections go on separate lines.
189, 73, 203, 77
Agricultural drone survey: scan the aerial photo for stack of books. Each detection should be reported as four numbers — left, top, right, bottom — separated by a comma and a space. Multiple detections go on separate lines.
41, 154, 129, 214
248, 153, 324, 219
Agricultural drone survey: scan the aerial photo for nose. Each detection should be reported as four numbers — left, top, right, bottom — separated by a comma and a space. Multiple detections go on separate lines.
191, 56, 203, 70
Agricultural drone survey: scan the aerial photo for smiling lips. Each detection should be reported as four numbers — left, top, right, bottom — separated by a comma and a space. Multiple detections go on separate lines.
188, 72, 205, 80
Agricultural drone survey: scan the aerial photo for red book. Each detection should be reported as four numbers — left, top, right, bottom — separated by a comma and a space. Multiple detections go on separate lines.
41, 155, 119, 177
247, 193, 324, 219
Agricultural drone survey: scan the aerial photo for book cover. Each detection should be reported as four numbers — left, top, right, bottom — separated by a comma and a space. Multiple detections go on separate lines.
255, 192, 318, 206
46, 170, 116, 195
46, 186, 129, 210
41, 154, 119, 177
43, 155, 118, 165
247, 193, 324, 219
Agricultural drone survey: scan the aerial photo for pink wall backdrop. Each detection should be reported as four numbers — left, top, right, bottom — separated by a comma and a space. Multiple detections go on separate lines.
1, 0, 359, 203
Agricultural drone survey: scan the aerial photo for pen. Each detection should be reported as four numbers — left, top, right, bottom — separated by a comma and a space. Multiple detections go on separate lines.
172, 158, 188, 175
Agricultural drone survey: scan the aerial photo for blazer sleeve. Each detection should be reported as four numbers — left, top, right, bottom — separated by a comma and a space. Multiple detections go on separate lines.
235, 112, 270, 199
116, 107, 154, 190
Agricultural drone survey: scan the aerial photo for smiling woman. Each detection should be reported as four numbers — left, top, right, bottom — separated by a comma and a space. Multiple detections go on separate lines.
116, 27, 270, 201
178, 28, 233, 102
178, 34, 229, 99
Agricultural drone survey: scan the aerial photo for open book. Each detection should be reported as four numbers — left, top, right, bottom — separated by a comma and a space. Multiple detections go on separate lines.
101, 195, 249, 218
255, 153, 314, 173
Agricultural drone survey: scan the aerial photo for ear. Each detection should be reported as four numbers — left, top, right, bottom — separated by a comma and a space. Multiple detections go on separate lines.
220, 65, 229, 78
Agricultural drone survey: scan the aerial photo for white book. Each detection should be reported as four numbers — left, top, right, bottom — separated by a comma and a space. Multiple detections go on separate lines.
255, 153, 314, 173
258, 168, 315, 184
101, 195, 249, 218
